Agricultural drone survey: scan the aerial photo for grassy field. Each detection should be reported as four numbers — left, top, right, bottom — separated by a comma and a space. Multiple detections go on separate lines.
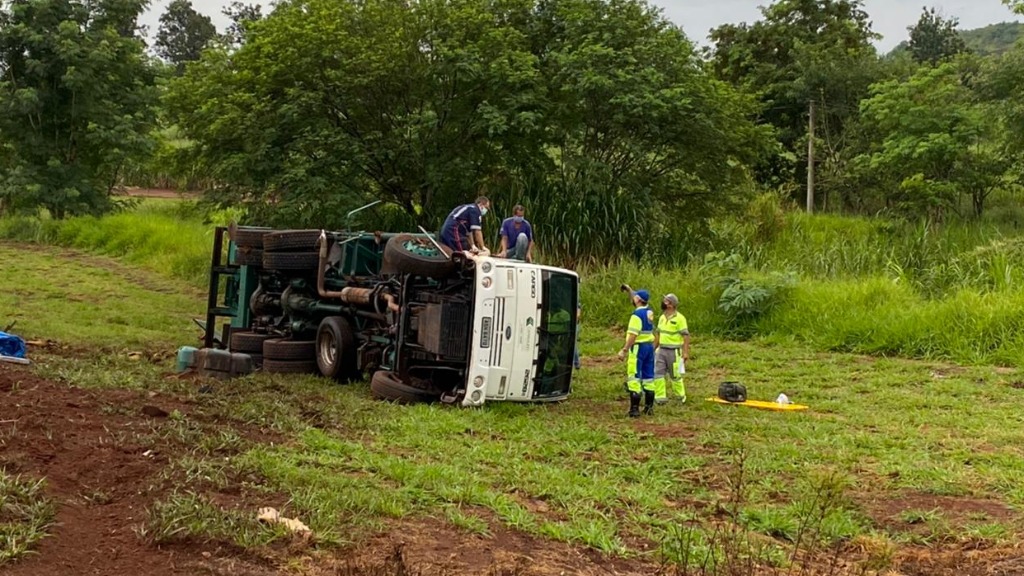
2, 238, 1024, 573
6, 196, 1024, 367
0, 243, 204, 351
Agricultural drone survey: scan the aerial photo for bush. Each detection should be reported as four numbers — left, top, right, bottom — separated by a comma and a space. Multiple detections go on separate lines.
700, 252, 796, 335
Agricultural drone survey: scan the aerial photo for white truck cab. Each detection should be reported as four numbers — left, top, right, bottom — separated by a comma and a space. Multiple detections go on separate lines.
463, 256, 579, 407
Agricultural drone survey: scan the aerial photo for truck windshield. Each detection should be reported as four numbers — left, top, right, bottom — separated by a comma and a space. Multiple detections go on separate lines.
534, 270, 578, 398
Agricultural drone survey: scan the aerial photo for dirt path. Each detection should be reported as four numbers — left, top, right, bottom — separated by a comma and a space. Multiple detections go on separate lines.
0, 364, 274, 576
0, 362, 663, 576
120, 187, 199, 200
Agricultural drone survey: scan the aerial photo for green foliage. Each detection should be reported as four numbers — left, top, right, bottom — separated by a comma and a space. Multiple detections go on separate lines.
0, 472, 56, 565
120, 125, 215, 190
154, 0, 217, 74
221, 1, 263, 47
700, 252, 796, 334
708, 0, 881, 190
165, 0, 768, 266
0, 200, 217, 289
1005, 0, 1024, 15
981, 41, 1024, 162
0, 0, 159, 219
142, 491, 286, 547
849, 59, 1015, 218
960, 22, 1024, 56
907, 7, 969, 65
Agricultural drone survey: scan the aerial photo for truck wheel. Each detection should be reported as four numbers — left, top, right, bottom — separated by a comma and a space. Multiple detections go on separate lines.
230, 330, 275, 353
370, 371, 439, 404
231, 225, 272, 249
231, 247, 263, 267
263, 338, 316, 360
316, 316, 358, 382
263, 230, 322, 252
262, 251, 320, 271
263, 358, 318, 374
382, 233, 457, 277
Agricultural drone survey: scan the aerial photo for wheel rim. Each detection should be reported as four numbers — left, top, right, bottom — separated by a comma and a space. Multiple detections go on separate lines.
402, 240, 441, 257
319, 329, 336, 367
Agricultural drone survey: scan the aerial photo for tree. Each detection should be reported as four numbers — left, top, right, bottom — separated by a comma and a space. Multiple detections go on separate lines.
0, 0, 158, 218
167, 0, 546, 227
222, 1, 262, 46
907, 7, 968, 65
979, 41, 1024, 174
154, 0, 216, 73
521, 0, 770, 263
960, 22, 1024, 56
708, 0, 882, 196
166, 0, 768, 265
1005, 0, 1024, 15
851, 60, 1011, 218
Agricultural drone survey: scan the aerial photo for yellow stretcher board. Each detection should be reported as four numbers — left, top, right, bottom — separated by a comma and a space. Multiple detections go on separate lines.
706, 397, 809, 411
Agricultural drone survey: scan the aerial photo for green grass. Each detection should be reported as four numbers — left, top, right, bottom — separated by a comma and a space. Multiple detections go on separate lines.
0, 243, 204, 350
5, 203, 1024, 570
28, 333, 1024, 567
140, 491, 287, 547
0, 199, 234, 289
0, 472, 56, 565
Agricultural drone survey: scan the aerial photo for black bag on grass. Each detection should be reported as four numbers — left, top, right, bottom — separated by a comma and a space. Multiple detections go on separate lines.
718, 381, 747, 403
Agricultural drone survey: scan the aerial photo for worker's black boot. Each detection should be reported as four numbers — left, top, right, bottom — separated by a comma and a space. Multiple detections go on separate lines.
628, 393, 641, 418
643, 390, 656, 416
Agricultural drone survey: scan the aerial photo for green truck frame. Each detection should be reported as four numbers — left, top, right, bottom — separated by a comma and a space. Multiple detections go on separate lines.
201, 219, 579, 407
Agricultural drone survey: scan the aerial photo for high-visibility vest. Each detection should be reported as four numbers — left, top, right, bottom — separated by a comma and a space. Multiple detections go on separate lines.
657, 312, 688, 348
627, 306, 655, 344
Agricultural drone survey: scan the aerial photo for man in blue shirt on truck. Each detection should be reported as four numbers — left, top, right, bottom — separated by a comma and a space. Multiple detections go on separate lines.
440, 196, 491, 254
498, 204, 534, 262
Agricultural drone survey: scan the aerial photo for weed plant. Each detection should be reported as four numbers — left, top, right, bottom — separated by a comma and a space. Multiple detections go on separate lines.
0, 472, 56, 565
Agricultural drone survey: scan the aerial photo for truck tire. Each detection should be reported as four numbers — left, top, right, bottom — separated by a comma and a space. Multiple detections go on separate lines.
231, 226, 271, 249
316, 316, 358, 381
263, 230, 322, 252
382, 233, 456, 277
231, 247, 263, 267
370, 371, 439, 404
262, 251, 320, 271
263, 338, 316, 361
230, 330, 275, 353
263, 358, 318, 374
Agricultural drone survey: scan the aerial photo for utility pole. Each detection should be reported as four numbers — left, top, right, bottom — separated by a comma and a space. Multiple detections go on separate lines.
806, 99, 815, 214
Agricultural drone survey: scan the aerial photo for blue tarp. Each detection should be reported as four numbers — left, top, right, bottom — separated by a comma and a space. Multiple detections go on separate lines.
0, 331, 26, 358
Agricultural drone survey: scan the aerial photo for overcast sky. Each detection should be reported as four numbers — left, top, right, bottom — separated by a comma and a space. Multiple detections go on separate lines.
146, 0, 1021, 52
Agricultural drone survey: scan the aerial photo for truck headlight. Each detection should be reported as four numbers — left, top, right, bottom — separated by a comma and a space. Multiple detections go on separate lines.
482, 277, 492, 288
473, 376, 484, 388
481, 261, 492, 273
471, 390, 482, 402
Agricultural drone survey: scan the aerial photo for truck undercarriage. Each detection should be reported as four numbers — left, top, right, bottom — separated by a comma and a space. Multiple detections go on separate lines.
195, 223, 578, 407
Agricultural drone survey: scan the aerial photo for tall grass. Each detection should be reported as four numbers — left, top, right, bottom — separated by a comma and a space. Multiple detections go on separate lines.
4, 192, 1024, 366
584, 191, 1024, 366
0, 200, 226, 288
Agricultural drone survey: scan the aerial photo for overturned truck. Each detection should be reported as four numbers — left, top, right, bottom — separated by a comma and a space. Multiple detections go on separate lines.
200, 223, 579, 407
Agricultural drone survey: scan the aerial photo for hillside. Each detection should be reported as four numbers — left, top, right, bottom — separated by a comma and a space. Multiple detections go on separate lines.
961, 21, 1024, 55
888, 20, 1023, 57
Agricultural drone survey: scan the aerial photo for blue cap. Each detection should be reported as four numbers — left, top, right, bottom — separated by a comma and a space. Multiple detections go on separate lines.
632, 289, 650, 303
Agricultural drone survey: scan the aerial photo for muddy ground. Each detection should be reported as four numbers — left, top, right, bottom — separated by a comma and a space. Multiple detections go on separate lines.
2, 362, 1022, 575
0, 364, 659, 575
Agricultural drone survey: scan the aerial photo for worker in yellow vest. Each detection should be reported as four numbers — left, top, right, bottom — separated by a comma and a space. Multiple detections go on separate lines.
618, 289, 656, 417
653, 293, 690, 404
